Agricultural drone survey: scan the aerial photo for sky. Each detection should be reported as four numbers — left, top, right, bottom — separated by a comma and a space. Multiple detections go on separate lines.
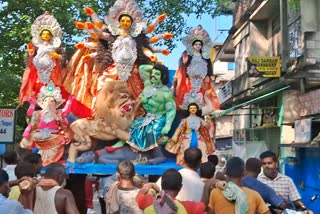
158, 14, 233, 70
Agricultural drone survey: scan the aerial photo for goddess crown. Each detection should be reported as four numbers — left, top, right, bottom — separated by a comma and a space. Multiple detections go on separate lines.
104, 0, 147, 37
181, 92, 203, 110
37, 81, 63, 107
31, 12, 62, 48
182, 25, 213, 59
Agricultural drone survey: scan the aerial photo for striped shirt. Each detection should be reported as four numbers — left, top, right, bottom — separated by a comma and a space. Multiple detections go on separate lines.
258, 173, 301, 201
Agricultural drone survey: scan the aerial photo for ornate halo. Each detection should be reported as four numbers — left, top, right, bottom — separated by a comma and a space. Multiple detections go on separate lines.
31, 12, 62, 48
104, 0, 147, 37
181, 92, 203, 110
182, 25, 213, 59
37, 81, 63, 108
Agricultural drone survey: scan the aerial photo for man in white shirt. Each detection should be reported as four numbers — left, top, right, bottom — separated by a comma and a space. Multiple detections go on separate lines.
0, 169, 32, 214
258, 151, 307, 211
3, 151, 18, 181
157, 148, 204, 201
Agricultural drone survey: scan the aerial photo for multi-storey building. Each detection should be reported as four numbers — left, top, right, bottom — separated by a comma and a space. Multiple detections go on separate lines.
215, 0, 320, 211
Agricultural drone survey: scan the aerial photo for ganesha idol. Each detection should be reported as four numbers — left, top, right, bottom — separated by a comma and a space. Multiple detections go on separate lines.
20, 81, 74, 166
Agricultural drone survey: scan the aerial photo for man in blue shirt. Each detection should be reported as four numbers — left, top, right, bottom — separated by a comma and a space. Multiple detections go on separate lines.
242, 158, 287, 211
0, 169, 33, 214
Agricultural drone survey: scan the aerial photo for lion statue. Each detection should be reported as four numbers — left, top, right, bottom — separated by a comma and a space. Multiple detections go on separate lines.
68, 80, 140, 162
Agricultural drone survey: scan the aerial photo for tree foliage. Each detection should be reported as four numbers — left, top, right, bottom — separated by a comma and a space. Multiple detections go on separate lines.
0, 0, 231, 107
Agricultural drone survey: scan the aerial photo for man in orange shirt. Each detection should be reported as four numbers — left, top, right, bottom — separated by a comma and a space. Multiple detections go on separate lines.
208, 157, 271, 214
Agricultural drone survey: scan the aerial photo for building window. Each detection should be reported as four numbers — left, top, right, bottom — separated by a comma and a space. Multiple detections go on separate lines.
228, 62, 235, 71
288, 1, 302, 58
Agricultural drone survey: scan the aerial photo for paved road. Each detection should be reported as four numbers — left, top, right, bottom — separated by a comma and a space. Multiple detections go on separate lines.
92, 192, 102, 214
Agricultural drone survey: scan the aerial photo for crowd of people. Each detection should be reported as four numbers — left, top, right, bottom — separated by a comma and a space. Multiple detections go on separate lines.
0, 148, 313, 214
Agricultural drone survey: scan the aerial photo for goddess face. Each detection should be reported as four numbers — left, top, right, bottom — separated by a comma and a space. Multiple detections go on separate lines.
119, 15, 132, 31
189, 104, 198, 114
193, 41, 202, 52
40, 30, 52, 42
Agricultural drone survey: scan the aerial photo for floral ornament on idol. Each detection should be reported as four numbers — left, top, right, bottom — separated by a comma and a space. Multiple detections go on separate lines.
182, 25, 213, 59
37, 81, 64, 108
180, 91, 203, 110
31, 11, 62, 48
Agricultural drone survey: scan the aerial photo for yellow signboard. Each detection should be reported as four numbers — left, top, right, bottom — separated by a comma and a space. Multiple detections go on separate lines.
211, 48, 216, 62
247, 56, 281, 78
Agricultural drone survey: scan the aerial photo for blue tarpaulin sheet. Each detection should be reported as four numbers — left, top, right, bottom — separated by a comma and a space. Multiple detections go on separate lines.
65, 158, 182, 175
284, 148, 320, 213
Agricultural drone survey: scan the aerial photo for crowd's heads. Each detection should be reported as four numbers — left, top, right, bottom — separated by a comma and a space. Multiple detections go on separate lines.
199, 162, 215, 179
3, 151, 18, 165
161, 168, 182, 192
44, 162, 66, 185
259, 150, 278, 169
133, 174, 145, 188
259, 150, 277, 162
22, 153, 43, 174
260, 151, 279, 179
0, 169, 9, 197
15, 161, 35, 179
183, 148, 202, 170
207, 154, 219, 166
245, 158, 262, 175
226, 156, 245, 178
117, 160, 136, 180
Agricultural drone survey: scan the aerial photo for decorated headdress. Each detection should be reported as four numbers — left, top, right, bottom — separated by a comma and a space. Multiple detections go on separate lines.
181, 92, 203, 110
37, 81, 63, 108
104, 0, 147, 37
31, 11, 62, 48
182, 25, 213, 59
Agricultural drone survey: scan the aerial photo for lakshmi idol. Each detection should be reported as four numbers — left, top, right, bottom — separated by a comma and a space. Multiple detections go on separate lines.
19, 12, 64, 104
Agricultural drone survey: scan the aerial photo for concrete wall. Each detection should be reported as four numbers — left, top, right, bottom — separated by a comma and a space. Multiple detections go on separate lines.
215, 115, 233, 137
300, 0, 320, 63
233, 109, 251, 130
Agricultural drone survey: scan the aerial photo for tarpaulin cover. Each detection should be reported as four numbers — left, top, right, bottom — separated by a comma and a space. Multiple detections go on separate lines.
65, 158, 182, 175
284, 148, 320, 213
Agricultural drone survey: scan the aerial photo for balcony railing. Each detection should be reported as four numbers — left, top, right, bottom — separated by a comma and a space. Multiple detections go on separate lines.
288, 3, 302, 58
288, 16, 302, 58
218, 80, 233, 104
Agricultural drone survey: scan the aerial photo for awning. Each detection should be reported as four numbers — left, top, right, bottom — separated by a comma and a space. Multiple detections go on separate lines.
212, 85, 290, 118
